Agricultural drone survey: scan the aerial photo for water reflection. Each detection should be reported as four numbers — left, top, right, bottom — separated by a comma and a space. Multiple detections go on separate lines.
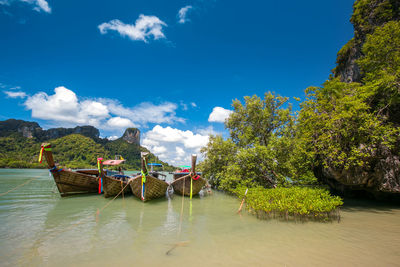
1, 169, 400, 266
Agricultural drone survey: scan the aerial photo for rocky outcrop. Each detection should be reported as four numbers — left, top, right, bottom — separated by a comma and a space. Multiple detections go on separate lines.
42, 126, 100, 140
0, 119, 100, 141
314, 145, 400, 200
122, 128, 140, 145
0, 119, 42, 138
333, 0, 400, 83
318, 0, 400, 200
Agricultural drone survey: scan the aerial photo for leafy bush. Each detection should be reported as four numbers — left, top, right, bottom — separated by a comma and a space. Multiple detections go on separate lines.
234, 186, 343, 221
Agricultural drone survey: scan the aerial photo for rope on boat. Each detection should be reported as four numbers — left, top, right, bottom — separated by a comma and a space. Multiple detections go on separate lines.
166, 174, 189, 256
23, 180, 132, 263
0, 176, 41, 197
121, 180, 124, 200
97, 179, 131, 214
177, 175, 186, 238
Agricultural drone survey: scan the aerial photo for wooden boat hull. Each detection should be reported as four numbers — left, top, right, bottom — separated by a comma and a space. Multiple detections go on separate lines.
75, 169, 99, 175
130, 175, 169, 201
51, 170, 99, 197
171, 175, 206, 196
173, 172, 201, 180
103, 175, 131, 198
173, 172, 188, 180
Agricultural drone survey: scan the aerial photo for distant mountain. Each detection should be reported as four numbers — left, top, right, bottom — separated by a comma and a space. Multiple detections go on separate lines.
0, 119, 174, 170
0, 119, 101, 141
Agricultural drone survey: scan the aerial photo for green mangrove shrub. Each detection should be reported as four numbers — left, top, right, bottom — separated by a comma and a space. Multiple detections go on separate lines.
234, 186, 343, 221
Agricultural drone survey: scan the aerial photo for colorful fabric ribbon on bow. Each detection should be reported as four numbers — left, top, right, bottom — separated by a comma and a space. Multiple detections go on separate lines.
38, 144, 51, 163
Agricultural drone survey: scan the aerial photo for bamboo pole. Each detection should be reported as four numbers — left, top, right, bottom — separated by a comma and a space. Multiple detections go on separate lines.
237, 188, 248, 214
190, 154, 197, 200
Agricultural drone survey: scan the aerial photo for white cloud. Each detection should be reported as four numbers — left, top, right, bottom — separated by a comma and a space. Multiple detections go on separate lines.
23, 86, 185, 132
176, 146, 185, 157
107, 117, 135, 128
178, 5, 193, 24
20, 0, 51, 13
196, 125, 218, 136
142, 125, 209, 165
103, 99, 185, 125
152, 145, 167, 154
107, 135, 119, 141
9, 86, 21, 90
24, 86, 110, 127
98, 14, 167, 42
4, 90, 27, 98
208, 106, 232, 123
190, 102, 197, 107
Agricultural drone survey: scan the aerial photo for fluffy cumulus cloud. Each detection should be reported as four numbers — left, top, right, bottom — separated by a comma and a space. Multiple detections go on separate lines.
4, 90, 27, 98
107, 117, 135, 128
98, 14, 167, 42
23, 86, 184, 131
178, 5, 193, 24
142, 125, 210, 165
20, 0, 51, 13
102, 99, 185, 125
24, 86, 109, 127
208, 106, 232, 123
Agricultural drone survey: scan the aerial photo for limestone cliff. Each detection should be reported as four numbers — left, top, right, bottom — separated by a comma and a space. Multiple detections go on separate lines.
122, 128, 140, 145
318, 0, 400, 200
0, 119, 100, 141
333, 0, 400, 82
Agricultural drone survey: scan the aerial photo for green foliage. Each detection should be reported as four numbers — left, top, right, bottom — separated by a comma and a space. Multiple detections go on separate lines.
227, 93, 293, 147
50, 134, 110, 169
358, 21, 400, 112
0, 132, 173, 170
0, 133, 44, 168
201, 135, 237, 189
105, 138, 141, 169
202, 92, 317, 192
351, 0, 398, 37
299, 20, 400, 171
233, 186, 343, 220
333, 38, 356, 77
298, 78, 399, 170
336, 38, 355, 64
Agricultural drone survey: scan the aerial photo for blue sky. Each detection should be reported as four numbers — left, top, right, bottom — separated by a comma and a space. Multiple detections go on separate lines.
0, 0, 354, 165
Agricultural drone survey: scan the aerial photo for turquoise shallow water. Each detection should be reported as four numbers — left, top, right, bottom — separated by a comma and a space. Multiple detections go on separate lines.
1, 169, 400, 266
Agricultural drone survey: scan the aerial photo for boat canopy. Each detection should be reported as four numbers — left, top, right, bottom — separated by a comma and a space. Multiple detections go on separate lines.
148, 163, 163, 166
179, 165, 190, 168
103, 159, 125, 166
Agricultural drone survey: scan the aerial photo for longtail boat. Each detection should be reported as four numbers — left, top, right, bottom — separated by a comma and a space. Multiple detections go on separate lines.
171, 154, 206, 198
100, 158, 132, 198
39, 143, 99, 197
172, 165, 191, 180
148, 162, 167, 181
130, 153, 169, 202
